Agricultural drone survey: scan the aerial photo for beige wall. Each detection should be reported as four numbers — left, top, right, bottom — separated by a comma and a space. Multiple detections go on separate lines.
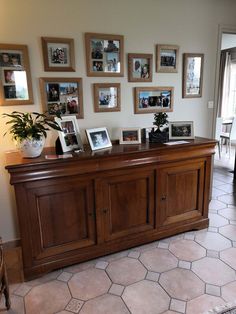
1, 0, 236, 242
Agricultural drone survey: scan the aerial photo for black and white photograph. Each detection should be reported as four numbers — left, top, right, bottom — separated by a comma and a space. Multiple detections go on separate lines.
156, 45, 179, 73
86, 127, 112, 151
128, 54, 153, 82
169, 121, 194, 140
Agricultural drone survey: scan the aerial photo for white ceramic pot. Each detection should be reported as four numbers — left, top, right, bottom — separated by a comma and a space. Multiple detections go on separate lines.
17, 137, 45, 158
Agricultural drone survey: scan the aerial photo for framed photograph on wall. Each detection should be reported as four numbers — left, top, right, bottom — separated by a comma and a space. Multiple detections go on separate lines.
93, 83, 120, 112
54, 115, 83, 152
120, 128, 141, 144
182, 53, 204, 98
169, 121, 194, 140
134, 86, 174, 114
0, 43, 33, 106
86, 127, 112, 151
39, 77, 83, 119
128, 53, 153, 82
85, 33, 124, 77
156, 44, 179, 73
41, 37, 75, 72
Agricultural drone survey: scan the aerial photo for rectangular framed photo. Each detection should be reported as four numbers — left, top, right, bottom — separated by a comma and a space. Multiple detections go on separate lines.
0, 44, 33, 106
128, 53, 153, 82
135, 86, 174, 114
85, 33, 124, 77
120, 128, 141, 144
169, 121, 194, 140
39, 77, 83, 119
86, 127, 112, 151
54, 115, 83, 152
156, 44, 179, 73
94, 83, 120, 112
41, 37, 75, 72
182, 53, 204, 98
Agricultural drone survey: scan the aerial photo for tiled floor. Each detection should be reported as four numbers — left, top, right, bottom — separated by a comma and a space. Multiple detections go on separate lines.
1, 146, 236, 314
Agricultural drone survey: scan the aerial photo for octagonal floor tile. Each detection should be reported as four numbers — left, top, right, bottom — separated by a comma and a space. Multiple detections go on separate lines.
208, 213, 228, 228
218, 207, 236, 220
217, 184, 236, 194
220, 247, 236, 270
80, 294, 129, 314
106, 257, 146, 286
220, 224, 236, 241
24, 280, 71, 314
218, 194, 236, 205
139, 248, 178, 273
209, 200, 227, 210
159, 268, 204, 301
195, 231, 231, 251
192, 257, 236, 286
122, 280, 170, 314
169, 239, 206, 262
186, 294, 225, 314
68, 268, 111, 301
222, 281, 236, 302
0, 295, 25, 314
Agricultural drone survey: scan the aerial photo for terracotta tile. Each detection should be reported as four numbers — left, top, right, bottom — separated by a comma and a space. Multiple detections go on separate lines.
219, 207, 236, 220
123, 280, 170, 314
64, 260, 96, 274
159, 268, 204, 301
101, 250, 130, 262
106, 257, 146, 286
169, 239, 206, 261
13, 283, 32, 297
0, 295, 25, 314
195, 231, 231, 251
209, 213, 228, 227
221, 281, 236, 302
209, 200, 227, 210
26, 270, 62, 287
109, 283, 125, 296
24, 280, 71, 314
218, 194, 236, 205
80, 294, 129, 314
140, 248, 178, 273
192, 257, 236, 286
68, 268, 111, 301
186, 295, 225, 314
134, 242, 158, 252
220, 247, 236, 269
220, 224, 236, 241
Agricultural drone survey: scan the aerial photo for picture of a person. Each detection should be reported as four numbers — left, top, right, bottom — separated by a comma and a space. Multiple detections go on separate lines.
0, 53, 11, 66
4, 70, 15, 83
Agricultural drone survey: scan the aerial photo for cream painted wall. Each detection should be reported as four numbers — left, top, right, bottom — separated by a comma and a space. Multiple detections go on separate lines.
1, 0, 236, 242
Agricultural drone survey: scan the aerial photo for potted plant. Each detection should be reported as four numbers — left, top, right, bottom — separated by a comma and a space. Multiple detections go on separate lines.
149, 112, 169, 143
3, 111, 61, 158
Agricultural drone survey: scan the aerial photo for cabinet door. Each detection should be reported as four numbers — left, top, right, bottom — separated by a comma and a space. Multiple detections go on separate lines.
157, 159, 205, 228
26, 177, 96, 260
96, 168, 155, 242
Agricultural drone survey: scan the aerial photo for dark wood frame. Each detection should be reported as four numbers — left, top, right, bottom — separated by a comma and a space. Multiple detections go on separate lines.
182, 53, 204, 98
134, 86, 174, 114
156, 44, 179, 73
128, 53, 153, 82
41, 37, 75, 72
85, 32, 124, 77
93, 83, 121, 112
0, 44, 33, 106
39, 77, 84, 119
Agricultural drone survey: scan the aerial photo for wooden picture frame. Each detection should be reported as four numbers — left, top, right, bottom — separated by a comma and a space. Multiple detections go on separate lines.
134, 86, 174, 114
41, 37, 75, 72
39, 77, 83, 119
128, 53, 153, 82
182, 53, 204, 98
93, 83, 120, 112
86, 127, 112, 151
156, 44, 179, 73
120, 128, 141, 144
85, 33, 124, 77
169, 121, 194, 140
0, 44, 33, 106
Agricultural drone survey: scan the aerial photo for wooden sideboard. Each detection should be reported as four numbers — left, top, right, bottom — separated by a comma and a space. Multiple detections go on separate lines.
5, 138, 216, 280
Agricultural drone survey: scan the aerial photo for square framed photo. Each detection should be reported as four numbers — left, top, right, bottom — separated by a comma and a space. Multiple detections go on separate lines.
55, 115, 83, 152
39, 77, 83, 119
0, 44, 33, 106
94, 83, 120, 112
128, 53, 153, 82
86, 127, 112, 151
156, 44, 179, 73
41, 37, 75, 72
120, 128, 141, 144
169, 121, 194, 140
85, 33, 124, 77
182, 53, 204, 98
135, 86, 174, 114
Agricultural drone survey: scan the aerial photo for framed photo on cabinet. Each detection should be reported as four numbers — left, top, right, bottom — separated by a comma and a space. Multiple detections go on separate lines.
0, 43, 33, 106
182, 53, 204, 98
156, 44, 179, 73
41, 37, 75, 72
169, 121, 194, 140
85, 33, 124, 77
120, 128, 141, 144
39, 77, 83, 119
86, 127, 112, 151
93, 83, 120, 112
128, 53, 153, 82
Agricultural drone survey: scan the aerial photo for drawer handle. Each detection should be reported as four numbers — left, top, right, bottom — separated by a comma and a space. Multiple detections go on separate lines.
161, 196, 167, 201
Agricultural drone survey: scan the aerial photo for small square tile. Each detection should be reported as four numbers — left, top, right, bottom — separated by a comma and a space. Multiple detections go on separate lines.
178, 260, 191, 270
128, 251, 140, 259
208, 227, 218, 233
95, 261, 109, 270
206, 284, 221, 297
109, 283, 125, 296
65, 298, 84, 313
57, 271, 73, 282
13, 283, 31, 297
207, 250, 219, 258
158, 242, 169, 249
170, 298, 186, 313
184, 232, 195, 240
146, 271, 160, 282
209, 209, 218, 214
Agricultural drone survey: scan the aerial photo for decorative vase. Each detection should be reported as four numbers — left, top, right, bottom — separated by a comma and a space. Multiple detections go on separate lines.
17, 137, 45, 158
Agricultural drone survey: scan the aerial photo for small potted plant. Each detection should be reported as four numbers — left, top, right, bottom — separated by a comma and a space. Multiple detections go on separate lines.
3, 111, 61, 158
149, 112, 169, 143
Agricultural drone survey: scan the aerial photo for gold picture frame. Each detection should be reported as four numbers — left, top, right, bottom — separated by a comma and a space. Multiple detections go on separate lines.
156, 44, 179, 73
128, 53, 153, 82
